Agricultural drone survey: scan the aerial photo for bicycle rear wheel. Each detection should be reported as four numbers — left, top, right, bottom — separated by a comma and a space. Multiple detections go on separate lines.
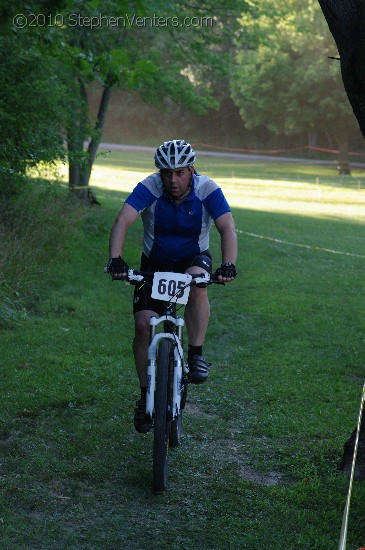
153, 339, 173, 493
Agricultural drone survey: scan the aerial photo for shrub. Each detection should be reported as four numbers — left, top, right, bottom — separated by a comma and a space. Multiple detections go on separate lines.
0, 178, 87, 326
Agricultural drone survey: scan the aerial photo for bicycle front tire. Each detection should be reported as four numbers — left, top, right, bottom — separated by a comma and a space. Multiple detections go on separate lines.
153, 339, 173, 493
169, 374, 187, 448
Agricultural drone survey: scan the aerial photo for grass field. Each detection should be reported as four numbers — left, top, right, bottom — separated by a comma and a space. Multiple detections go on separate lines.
1, 150, 365, 549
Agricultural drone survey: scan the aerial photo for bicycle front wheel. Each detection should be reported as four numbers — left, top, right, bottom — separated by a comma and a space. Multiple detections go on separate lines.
153, 339, 173, 493
169, 375, 187, 448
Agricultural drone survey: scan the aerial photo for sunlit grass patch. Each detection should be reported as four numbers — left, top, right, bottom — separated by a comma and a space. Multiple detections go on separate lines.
87, 149, 365, 222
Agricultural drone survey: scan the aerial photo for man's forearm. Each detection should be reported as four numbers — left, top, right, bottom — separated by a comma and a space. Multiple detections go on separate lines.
109, 203, 139, 258
109, 219, 127, 257
221, 226, 237, 264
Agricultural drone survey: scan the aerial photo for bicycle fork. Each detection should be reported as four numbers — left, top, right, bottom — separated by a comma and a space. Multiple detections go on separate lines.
146, 315, 186, 419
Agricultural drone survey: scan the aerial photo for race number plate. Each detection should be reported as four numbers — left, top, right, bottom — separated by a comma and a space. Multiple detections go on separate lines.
151, 272, 191, 305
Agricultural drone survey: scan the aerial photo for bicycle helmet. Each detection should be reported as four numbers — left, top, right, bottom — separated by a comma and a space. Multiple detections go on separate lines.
154, 139, 196, 170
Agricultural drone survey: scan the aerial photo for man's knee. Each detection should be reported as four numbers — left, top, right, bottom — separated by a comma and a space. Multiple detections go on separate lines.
190, 254, 212, 274
134, 310, 157, 338
185, 254, 212, 292
187, 284, 209, 305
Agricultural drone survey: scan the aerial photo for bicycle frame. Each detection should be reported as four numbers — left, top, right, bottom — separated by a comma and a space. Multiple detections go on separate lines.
104, 267, 214, 423
146, 314, 186, 419
119, 268, 211, 423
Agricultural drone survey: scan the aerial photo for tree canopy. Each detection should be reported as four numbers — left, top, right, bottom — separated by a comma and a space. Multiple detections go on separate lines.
0, 12, 68, 193
1, 0, 363, 197
1, 0, 239, 198
230, 0, 359, 159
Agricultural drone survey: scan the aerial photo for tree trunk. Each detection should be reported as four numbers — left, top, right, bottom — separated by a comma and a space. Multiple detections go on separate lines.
81, 85, 112, 189
67, 78, 89, 201
68, 131, 84, 194
318, 0, 365, 475
67, 81, 112, 204
307, 131, 318, 148
336, 133, 351, 175
318, 0, 365, 140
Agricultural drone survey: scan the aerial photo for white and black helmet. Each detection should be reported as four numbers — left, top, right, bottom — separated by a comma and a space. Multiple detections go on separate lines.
154, 139, 196, 170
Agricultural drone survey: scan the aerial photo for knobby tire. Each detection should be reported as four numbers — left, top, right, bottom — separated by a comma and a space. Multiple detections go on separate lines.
169, 374, 186, 448
153, 339, 173, 493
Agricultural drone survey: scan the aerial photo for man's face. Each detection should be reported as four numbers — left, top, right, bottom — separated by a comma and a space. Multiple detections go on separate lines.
161, 167, 193, 200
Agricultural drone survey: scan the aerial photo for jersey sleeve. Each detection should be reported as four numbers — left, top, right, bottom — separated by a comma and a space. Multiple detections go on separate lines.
125, 176, 159, 213
202, 187, 231, 220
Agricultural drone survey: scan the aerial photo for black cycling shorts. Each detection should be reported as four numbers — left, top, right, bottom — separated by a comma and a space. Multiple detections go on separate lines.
133, 251, 212, 315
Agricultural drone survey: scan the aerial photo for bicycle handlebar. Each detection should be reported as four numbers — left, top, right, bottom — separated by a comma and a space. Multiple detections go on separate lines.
104, 267, 225, 285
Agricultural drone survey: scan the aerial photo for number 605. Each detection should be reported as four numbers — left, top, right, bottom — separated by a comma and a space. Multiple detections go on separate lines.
158, 278, 186, 298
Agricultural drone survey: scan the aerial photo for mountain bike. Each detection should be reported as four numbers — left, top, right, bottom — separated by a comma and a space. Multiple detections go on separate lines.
120, 268, 218, 493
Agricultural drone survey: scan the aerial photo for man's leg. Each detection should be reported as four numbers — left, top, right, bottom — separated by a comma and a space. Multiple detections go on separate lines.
184, 268, 210, 346
133, 309, 158, 432
184, 265, 211, 383
133, 309, 158, 387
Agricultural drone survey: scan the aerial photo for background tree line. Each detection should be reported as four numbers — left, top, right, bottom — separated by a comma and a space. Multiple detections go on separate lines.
0, 0, 364, 201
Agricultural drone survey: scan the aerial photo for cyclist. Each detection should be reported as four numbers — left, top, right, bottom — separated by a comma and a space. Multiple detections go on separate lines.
107, 140, 237, 432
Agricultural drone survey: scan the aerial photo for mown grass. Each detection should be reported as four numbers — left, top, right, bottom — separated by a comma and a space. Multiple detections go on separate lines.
1, 151, 365, 549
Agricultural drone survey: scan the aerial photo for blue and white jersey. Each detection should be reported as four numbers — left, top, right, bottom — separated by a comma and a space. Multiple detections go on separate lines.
125, 172, 231, 262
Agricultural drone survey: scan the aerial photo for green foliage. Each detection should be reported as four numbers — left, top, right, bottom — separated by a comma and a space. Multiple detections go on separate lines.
230, 0, 358, 146
1, 0, 241, 194
53, 0, 236, 188
0, 32, 67, 187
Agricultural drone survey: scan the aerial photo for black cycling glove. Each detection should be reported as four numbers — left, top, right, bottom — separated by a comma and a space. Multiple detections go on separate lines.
106, 256, 129, 276
214, 262, 237, 279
